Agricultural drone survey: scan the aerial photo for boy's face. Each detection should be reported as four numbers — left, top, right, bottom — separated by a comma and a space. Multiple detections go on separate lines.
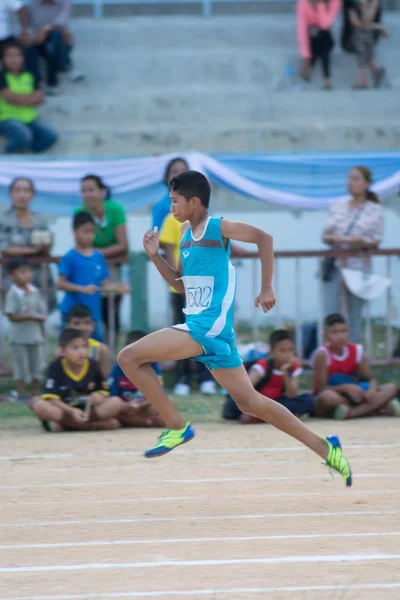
326, 322, 349, 348
270, 339, 295, 367
74, 222, 96, 248
67, 316, 94, 339
3, 47, 24, 72
11, 265, 32, 287
62, 337, 89, 367
170, 190, 192, 222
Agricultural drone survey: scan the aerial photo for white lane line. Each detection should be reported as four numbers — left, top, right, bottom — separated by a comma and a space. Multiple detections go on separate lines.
1, 530, 400, 551
0, 442, 399, 461
1, 552, 400, 573
3, 584, 400, 600
2, 488, 398, 508
1, 472, 400, 490
3, 583, 400, 600
2, 509, 399, 529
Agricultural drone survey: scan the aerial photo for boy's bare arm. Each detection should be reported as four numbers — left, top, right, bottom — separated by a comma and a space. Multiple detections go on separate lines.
312, 351, 329, 394
6, 312, 43, 322
357, 357, 377, 388
143, 228, 184, 294
220, 220, 275, 311
282, 370, 299, 398
248, 366, 263, 387
99, 344, 111, 379
57, 274, 98, 295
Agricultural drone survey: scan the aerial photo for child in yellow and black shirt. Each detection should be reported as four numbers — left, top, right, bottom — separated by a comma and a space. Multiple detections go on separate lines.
64, 304, 111, 378
31, 329, 124, 432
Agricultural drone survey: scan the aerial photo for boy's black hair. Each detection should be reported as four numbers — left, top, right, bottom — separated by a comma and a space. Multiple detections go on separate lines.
324, 313, 347, 327
269, 329, 293, 349
66, 304, 93, 322
7, 258, 30, 274
73, 212, 95, 230
164, 157, 188, 186
59, 328, 86, 348
1, 40, 23, 61
169, 170, 211, 208
126, 330, 148, 345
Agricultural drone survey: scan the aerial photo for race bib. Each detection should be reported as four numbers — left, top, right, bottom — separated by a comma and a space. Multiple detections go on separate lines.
180, 275, 214, 315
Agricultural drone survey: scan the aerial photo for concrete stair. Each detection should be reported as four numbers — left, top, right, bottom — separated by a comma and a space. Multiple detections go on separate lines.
40, 14, 400, 153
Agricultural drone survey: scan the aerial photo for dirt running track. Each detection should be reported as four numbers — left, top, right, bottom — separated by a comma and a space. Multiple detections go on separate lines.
0, 419, 400, 600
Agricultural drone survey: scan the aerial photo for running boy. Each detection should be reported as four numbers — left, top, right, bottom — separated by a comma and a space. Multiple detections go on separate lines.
313, 313, 399, 419
223, 329, 315, 423
31, 329, 125, 432
64, 304, 111, 377
5, 258, 46, 401
118, 171, 352, 486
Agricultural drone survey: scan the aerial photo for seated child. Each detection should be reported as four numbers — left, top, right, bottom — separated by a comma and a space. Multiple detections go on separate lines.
64, 304, 111, 378
222, 329, 315, 424
312, 313, 399, 419
108, 330, 165, 428
30, 328, 126, 432
4, 259, 46, 401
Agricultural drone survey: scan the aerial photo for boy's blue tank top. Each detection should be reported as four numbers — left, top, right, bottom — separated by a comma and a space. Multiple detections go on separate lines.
179, 217, 236, 345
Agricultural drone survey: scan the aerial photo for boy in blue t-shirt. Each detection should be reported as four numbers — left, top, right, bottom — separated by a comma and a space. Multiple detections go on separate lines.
109, 330, 165, 428
58, 213, 110, 342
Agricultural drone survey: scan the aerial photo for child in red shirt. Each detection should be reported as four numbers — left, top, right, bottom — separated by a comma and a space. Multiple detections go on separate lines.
312, 313, 399, 419
222, 330, 315, 423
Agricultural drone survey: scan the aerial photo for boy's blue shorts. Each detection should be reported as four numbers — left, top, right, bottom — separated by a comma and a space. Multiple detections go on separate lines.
172, 324, 243, 371
328, 374, 370, 391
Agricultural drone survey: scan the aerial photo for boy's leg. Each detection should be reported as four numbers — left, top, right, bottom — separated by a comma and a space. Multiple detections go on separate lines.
315, 389, 347, 417
89, 393, 125, 421
30, 397, 65, 423
28, 344, 42, 397
12, 345, 29, 399
214, 366, 352, 485
213, 365, 329, 459
346, 383, 398, 419
118, 328, 203, 430
277, 393, 315, 417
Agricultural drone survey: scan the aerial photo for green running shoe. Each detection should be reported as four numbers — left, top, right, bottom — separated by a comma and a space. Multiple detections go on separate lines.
144, 421, 195, 458
325, 435, 353, 487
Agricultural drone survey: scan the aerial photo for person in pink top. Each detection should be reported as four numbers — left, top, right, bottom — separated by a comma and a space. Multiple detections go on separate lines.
297, 0, 341, 89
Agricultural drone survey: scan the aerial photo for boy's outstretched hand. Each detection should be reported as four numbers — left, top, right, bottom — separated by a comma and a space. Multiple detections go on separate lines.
255, 287, 276, 312
143, 227, 160, 258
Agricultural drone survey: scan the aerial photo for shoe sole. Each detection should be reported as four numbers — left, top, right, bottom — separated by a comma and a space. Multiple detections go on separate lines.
144, 432, 195, 458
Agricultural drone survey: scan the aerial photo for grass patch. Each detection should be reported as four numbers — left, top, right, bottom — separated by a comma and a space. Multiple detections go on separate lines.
1, 365, 399, 434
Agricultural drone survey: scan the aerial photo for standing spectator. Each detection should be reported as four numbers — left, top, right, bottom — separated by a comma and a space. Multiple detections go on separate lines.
152, 157, 189, 231
0, 0, 39, 78
297, 0, 341, 89
58, 212, 111, 342
0, 42, 57, 154
349, 0, 388, 89
4, 258, 46, 401
0, 176, 56, 311
75, 175, 129, 340
28, 0, 83, 93
321, 166, 383, 343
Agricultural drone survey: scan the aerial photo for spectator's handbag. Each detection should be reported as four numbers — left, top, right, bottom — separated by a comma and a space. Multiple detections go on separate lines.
321, 204, 366, 283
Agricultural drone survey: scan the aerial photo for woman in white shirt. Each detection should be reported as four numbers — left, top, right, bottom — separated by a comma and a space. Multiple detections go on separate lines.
321, 166, 383, 342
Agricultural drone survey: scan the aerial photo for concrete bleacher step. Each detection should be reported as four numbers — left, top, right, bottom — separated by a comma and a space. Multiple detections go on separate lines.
43, 15, 400, 154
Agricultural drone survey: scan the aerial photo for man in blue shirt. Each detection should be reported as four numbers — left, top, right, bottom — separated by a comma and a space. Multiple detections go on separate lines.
57, 212, 110, 341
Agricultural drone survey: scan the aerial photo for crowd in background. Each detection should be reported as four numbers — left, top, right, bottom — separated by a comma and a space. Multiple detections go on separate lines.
0, 161, 399, 433
0, 0, 83, 154
0, 0, 391, 153
297, 0, 388, 89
